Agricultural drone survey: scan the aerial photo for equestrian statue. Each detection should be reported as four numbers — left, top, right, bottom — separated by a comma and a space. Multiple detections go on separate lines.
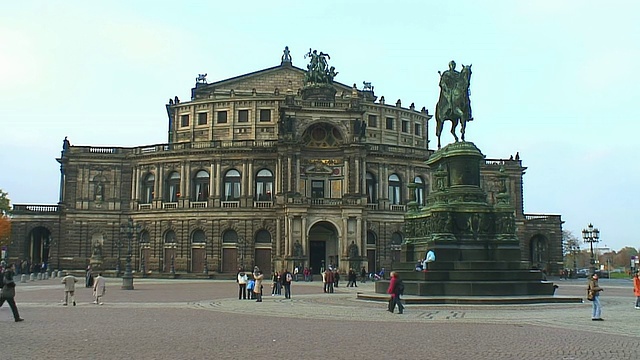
435, 60, 472, 149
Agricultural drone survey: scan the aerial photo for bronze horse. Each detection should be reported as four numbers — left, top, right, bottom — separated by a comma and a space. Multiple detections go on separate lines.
435, 64, 472, 149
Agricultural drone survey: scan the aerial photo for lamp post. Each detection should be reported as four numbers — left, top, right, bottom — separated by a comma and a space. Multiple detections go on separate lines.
581, 223, 600, 275
120, 217, 140, 290
115, 238, 121, 277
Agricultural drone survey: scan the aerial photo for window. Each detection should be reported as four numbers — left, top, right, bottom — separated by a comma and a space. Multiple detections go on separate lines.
368, 115, 377, 128
367, 230, 377, 245
140, 231, 150, 243
414, 123, 421, 136
217, 111, 228, 124
391, 232, 403, 246
141, 173, 155, 204
165, 171, 181, 202
197, 112, 208, 125
401, 120, 409, 133
222, 230, 238, 243
223, 169, 241, 201
164, 230, 176, 244
180, 114, 189, 127
311, 180, 324, 198
255, 229, 271, 243
238, 109, 249, 123
414, 176, 425, 205
255, 169, 273, 201
192, 170, 210, 201
386, 117, 394, 130
192, 230, 206, 244
366, 172, 377, 203
259, 109, 271, 122
388, 174, 402, 205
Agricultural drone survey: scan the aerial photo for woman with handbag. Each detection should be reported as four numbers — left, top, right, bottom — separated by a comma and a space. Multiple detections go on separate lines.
587, 273, 604, 321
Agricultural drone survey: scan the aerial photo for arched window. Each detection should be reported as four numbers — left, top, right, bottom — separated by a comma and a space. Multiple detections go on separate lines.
141, 173, 155, 204
222, 229, 238, 243
388, 174, 402, 205
255, 169, 273, 201
165, 171, 181, 202
391, 232, 403, 247
366, 172, 377, 203
139, 231, 150, 243
192, 170, 210, 202
255, 229, 271, 243
414, 176, 425, 205
366, 230, 377, 245
530, 235, 547, 267
192, 229, 206, 244
223, 169, 241, 201
164, 230, 177, 244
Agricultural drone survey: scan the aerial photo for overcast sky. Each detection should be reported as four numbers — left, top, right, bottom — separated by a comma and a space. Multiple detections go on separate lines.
1, 0, 638, 251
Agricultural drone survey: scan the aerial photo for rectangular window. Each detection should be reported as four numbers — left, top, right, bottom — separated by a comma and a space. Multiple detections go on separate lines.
401, 120, 409, 133
311, 180, 324, 198
386, 117, 394, 130
368, 115, 377, 128
238, 109, 249, 123
217, 111, 227, 124
259, 109, 271, 122
414, 123, 421, 136
180, 114, 189, 127
197, 112, 207, 125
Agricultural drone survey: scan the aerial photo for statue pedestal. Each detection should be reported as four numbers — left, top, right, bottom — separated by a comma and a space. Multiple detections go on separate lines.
376, 142, 554, 298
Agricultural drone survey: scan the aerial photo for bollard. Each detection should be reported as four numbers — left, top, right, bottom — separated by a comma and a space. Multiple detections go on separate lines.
30, 273, 36, 281
37, 273, 42, 280
44, 272, 49, 280
21, 274, 27, 283
52, 270, 57, 278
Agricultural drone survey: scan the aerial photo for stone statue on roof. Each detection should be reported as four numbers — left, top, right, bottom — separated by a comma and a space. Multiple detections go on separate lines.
304, 49, 336, 85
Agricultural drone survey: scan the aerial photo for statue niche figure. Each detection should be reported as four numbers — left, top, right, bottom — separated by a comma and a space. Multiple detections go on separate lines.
348, 242, 359, 258
435, 60, 473, 149
293, 241, 303, 257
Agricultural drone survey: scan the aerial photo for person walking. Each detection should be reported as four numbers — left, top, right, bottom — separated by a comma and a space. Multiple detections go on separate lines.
0, 263, 25, 322
360, 266, 367, 283
61, 271, 78, 306
92, 273, 106, 305
237, 271, 248, 300
587, 273, 604, 321
254, 270, 264, 302
633, 270, 640, 309
386, 271, 404, 314
324, 268, 334, 293
282, 269, 293, 299
85, 265, 94, 288
347, 268, 358, 287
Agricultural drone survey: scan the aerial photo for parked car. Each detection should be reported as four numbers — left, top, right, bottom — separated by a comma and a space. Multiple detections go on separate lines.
595, 270, 609, 278
576, 269, 589, 278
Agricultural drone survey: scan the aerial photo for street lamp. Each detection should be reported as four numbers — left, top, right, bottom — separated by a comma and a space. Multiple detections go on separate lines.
582, 223, 600, 275
120, 217, 141, 290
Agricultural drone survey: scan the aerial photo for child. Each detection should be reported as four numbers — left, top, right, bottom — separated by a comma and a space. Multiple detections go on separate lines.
247, 278, 255, 300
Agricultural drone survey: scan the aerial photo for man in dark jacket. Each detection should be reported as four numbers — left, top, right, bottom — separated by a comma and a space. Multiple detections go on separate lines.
0, 263, 25, 322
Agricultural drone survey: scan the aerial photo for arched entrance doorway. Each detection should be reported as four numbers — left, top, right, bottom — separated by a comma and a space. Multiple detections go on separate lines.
308, 221, 339, 274
530, 234, 548, 272
26, 227, 52, 266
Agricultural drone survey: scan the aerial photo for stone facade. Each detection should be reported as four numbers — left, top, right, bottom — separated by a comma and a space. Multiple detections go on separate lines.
8, 50, 563, 276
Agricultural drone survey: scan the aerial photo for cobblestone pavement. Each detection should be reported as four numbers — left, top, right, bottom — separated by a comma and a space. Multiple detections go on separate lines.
1, 277, 639, 359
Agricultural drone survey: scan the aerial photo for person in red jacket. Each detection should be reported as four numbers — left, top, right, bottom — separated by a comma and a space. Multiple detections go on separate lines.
634, 271, 640, 309
386, 271, 404, 314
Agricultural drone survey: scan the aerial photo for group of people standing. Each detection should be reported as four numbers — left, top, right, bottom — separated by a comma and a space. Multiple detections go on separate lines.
237, 266, 294, 302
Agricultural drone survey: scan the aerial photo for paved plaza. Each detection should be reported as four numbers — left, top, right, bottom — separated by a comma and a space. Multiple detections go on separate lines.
1, 276, 639, 359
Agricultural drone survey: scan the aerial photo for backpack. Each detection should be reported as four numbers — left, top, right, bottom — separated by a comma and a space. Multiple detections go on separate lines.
0, 270, 4, 288
286, 273, 293, 282
396, 280, 405, 295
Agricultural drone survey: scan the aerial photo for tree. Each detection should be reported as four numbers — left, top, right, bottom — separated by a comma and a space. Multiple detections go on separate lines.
0, 188, 11, 247
562, 230, 581, 270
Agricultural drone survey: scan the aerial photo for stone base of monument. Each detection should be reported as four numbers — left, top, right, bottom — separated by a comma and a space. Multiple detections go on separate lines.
373, 142, 563, 303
